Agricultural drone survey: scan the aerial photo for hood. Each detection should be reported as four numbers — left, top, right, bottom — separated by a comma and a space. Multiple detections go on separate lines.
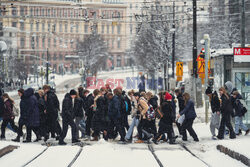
64, 93, 71, 99
225, 81, 233, 94
24, 88, 34, 97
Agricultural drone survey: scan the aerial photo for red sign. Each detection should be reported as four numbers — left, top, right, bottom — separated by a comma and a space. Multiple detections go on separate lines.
234, 47, 250, 62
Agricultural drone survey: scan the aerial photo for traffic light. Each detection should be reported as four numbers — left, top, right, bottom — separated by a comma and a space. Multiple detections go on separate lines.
199, 48, 205, 59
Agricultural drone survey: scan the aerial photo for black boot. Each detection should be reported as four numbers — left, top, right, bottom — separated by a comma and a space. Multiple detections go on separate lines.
59, 140, 67, 145
12, 136, 20, 142
23, 140, 31, 143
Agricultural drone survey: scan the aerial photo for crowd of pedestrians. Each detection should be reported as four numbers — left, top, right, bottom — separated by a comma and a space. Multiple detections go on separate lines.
0, 81, 249, 145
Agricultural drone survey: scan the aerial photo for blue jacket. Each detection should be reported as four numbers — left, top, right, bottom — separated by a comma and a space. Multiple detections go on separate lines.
24, 88, 40, 127
108, 95, 121, 119
180, 100, 197, 119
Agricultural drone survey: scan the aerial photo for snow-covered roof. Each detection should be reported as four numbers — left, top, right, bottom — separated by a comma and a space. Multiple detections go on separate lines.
211, 48, 233, 58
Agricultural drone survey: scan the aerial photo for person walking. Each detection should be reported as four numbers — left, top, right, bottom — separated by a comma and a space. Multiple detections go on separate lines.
178, 92, 199, 142
59, 89, 79, 145
175, 89, 185, 134
205, 87, 221, 140
232, 91, 249, 136
12, 89, 28, 142
153, 92, 175, 144
23, 88, 41, 143
0, 93, 19, 140
217, 87, 236, 140
85, 92, 95, 139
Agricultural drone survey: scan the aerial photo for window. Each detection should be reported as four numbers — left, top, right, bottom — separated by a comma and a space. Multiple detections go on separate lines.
76, 24, 79, 33
59, 38, 62, 46
20, 37, 25, 48
53, 54, 57, 60
48, 23, 51, 32
42, 36, 45, 48
30, 23, 33, 32
31, 36, 35, 49
59, 23, 62, 32
102, 25, 105, 34
117, 56, 121, 67
54, 38, 56, 47
70, 40, 73, 48
112, 25, 114, 34
11, 22, 17, 27
48, 9, 50, 17
70, 24, 73, 33
20, 7, 25, 16
20, 22, 25, 31
53, 8, 56, 17
130, 4, 132, 9
117, 40, 120, 48
84, 24, 88, 33
59, 54, 63, 60
42, 53, 45, 60
42, 8, 45, 16
30, 7, 33, 16
106, 25, 109, 34
42, 23, 45, 32
12, 7, 17, 16
130, 24, 133, 34
112, 39, 114, 48
117, 25, 121, 34
48, 38, 51, 47
36, 8, 39, 16
65, 23, 68, 32
36, 22, 39, 32
36, 36, 39, 48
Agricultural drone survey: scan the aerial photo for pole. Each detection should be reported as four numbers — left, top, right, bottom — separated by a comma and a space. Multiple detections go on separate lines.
241, 0, 245, 47
204, 34, 210, 124
193, 0, 198, 105
172, 1, 175, 78
46, 48, 49, 84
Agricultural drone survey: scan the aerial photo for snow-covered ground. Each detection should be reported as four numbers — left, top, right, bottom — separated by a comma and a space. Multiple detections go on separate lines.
1, 68, 249, 167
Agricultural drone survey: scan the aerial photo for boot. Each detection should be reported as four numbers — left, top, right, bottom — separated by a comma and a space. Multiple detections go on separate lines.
23, 140, 31, 143
245, 129, 250, 136
12, 136, 20, 142
91, 136, 98, 141
72, 139, 80, 143
59, 140, 67, 145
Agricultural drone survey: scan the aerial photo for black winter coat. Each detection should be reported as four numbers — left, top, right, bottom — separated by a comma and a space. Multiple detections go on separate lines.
210, 91, 220, 113
85, 94, 94, 117
92, 96, 106, 130
180, 100, 197, 119
45, 90, 60, 115
24, 88, 40, 127
0, 98, 4, 117
2, 99, 14, 120
62, 93, 75, 119
18, 95, 29, 125
108, 95, 121, 119
74, 97, 84, 118
220, 94, 233, 116
149, 96, 158, 110
233, 94, 243, 117
177, 94, 185, 113
161, 101, 175, 125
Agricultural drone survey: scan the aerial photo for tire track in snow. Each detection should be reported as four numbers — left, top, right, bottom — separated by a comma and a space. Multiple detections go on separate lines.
147, 144, 164, 167
21, 146, 48, 167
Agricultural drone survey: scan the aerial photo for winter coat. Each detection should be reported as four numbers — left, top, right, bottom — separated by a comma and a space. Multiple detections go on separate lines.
24, 88, 40, 127
2, 99, 14, 120
210, 91, 220, 113
232, 94, 244, 117
177, 94, 185, 113
45, 90, 60, 115
85, 94, 94, 117
18, 95, 29, 125
92, 96, 106, 130
220, 94, 233, 116
138, 97, 149, 119
74, 97, 84, 118
0, 98, 4, 117
108, 95, 121, 119
62, 93, 75, 119
148, 96, 158, 110
161, 100, 175, 125
129, 96, 138, 118
180, 99, 197, 119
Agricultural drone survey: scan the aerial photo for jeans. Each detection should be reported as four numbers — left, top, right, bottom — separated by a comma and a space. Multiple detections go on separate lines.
1, 118, 19, 138
125, 117, 139, 140
235, 116, 248, 134
0, 117, 14, 132
210, 112, 220, 136
75, 117, 86, 138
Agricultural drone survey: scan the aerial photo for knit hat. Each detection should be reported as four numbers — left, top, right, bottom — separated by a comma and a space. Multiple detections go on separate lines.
69, 89, 77, 96
205, 87, 212, 95
165, 92, 172, 100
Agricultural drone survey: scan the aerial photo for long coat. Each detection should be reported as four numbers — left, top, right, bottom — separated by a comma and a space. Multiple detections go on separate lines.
24, 88, 40, 127
2, 99, 14, 120
18, 95, 29, 125
220, 94, 233, 116
92, 96, 106, 131
180, 99, 197, 119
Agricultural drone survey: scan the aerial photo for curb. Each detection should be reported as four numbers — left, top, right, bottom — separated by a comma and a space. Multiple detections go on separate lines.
217, 145, 250, 166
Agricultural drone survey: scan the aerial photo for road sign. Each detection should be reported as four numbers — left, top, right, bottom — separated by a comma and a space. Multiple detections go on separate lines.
234, 47, 250, 62
197, 58, 211, 74
176, 62, 183, 76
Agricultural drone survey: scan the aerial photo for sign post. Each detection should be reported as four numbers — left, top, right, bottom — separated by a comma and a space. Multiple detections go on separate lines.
176, 62, 183, 81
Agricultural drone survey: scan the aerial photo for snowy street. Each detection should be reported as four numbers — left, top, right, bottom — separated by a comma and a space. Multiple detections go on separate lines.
0, 70, 248, 167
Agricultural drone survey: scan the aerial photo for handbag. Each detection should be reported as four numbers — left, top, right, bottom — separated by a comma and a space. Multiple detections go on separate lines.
177, 114, 185, 125
13, 105, 19, 117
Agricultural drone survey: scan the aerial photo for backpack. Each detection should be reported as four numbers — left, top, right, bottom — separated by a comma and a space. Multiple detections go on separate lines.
239, 99, 248, 116
124, 95, 131, 115
146, 103, 155, 120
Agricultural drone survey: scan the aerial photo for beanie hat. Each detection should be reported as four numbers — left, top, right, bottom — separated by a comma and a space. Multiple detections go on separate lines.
69, 89, 77, 96
165, 92, 172, 100
205, 87, 212, 95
